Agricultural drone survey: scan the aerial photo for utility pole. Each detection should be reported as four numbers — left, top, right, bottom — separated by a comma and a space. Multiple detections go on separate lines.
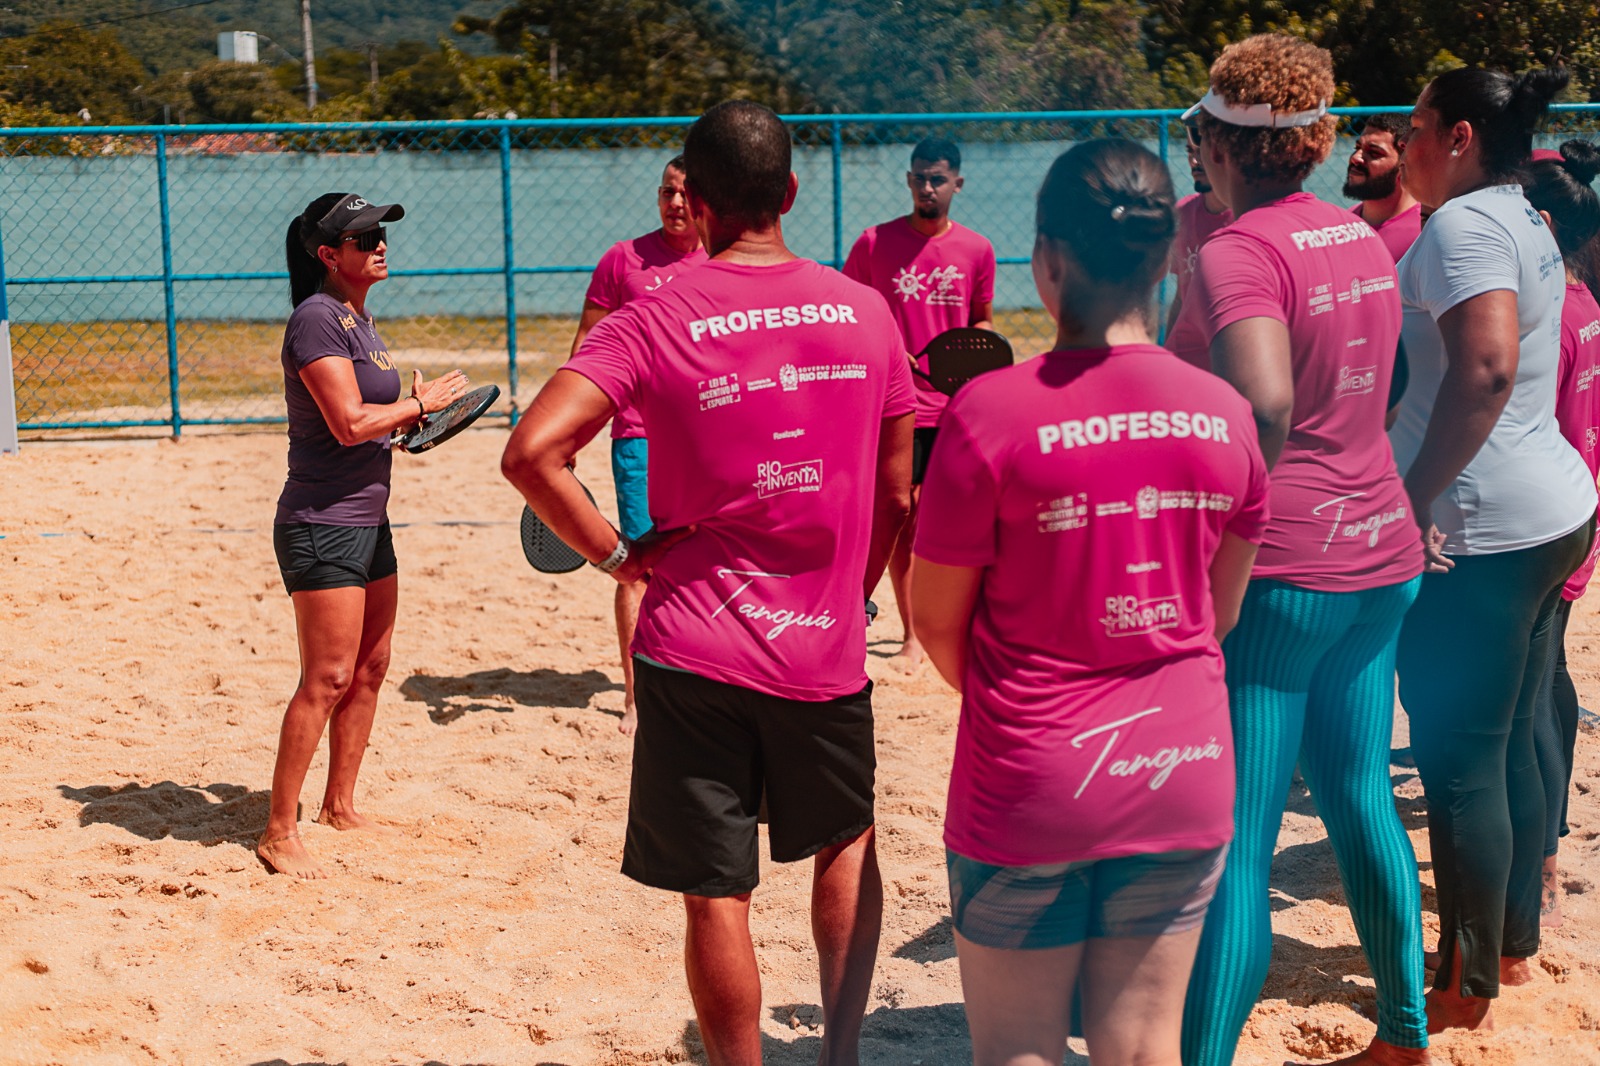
367, 42, 379, 110
548, 39, 558, 117
299, 0, 318, 110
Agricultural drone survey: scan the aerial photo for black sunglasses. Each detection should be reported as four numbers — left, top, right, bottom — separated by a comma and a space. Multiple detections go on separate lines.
341, 226, 386, 252
1184, 122, 1202, 150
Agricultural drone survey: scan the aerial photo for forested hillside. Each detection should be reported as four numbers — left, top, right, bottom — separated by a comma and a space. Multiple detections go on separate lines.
0, 0, 1594, 127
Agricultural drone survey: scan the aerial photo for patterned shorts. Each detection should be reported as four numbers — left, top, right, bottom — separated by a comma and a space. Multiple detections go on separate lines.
947, 844, 1227, 950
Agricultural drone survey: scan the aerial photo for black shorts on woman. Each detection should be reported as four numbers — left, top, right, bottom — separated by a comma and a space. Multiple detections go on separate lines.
274, 522, 397, 594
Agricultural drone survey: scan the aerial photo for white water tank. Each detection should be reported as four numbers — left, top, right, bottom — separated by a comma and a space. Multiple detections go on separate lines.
217, 31, 260, 63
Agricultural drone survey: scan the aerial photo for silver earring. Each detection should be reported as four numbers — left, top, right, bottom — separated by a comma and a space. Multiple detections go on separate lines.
1451, 149, 1460, 157
331, 265, 338, 274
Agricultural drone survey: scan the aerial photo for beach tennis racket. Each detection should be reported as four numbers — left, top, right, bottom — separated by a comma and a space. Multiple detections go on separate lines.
399, 383, 500, 454
911, 328, 1014, 396
520, 480, 599, 574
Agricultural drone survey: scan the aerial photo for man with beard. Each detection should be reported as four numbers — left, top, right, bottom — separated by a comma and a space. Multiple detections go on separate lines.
1166, 120, 1233, 337
1346, 113, 1421, 263
844, 136, 995, 666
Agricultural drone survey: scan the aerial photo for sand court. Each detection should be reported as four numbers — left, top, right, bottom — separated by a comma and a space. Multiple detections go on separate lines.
3, 428, 1600, 1065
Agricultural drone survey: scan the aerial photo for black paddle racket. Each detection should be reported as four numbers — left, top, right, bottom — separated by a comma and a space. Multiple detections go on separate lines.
911, 328, 1014, 396
399, 383, 501, 454
520, 480, 600, 574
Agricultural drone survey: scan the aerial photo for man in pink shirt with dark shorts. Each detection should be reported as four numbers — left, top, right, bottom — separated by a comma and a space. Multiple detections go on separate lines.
502, 101, 914, 1066
844, 137, 995, 664
569, 155, 707, 736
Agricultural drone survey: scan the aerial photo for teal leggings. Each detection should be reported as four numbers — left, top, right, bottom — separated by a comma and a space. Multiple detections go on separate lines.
1182, 577, 1427, 1065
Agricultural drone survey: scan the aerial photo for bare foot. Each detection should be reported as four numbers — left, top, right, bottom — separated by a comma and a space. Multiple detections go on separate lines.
1291, 1037, 1431, 1065
256, 832, 329, 879
316, 808, 399, 836
1499, 955, 1535, 986
1541, 854, 1564, 929
890, 636, 925, 671
1425, 988, 1493, 1034
619, 699, 638, 738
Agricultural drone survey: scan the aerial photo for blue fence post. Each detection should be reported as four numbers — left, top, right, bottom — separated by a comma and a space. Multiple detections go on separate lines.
0, 202, 18, 455
499, 123, 520, 426
831, 119, 844, 269
1156, 116, 1171, 344
156, 132, 182, 436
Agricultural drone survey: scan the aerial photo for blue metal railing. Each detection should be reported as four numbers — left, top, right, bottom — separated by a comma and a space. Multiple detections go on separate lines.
4, 105, 1599, 436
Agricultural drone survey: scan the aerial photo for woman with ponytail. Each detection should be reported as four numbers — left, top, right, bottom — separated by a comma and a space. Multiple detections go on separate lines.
1522, 140, 1600, 930
911, 138, 1268, 1065
259, 192, 470, 879
1391, 68, 1597, 1031
1171, 34, 1429, 1066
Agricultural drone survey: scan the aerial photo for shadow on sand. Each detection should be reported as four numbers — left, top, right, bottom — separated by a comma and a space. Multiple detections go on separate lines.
57, 781, 266, 849
667, 1002, 1000, 1065
401, 667, 620, 724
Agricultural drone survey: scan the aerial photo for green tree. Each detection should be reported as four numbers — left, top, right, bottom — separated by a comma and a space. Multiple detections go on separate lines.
728, 0, 1169, 112
1143, 0, 1600, 105
270, 41, 478, 122
451, 0, 811, 117
0, 20, 145, 122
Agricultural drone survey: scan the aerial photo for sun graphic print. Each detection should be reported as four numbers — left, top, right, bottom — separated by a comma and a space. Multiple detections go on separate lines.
892, 265, 929, 302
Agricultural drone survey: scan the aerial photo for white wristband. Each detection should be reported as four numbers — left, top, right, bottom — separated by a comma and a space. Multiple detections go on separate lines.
593, 534, 630, 575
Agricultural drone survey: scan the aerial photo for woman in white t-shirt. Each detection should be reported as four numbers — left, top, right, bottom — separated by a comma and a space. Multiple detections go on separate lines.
1393, 66, 1597, 1034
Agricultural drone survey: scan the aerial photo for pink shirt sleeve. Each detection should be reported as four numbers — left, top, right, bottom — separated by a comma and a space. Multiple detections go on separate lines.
912, 408, 999, 567
562, 305, 646, 416
1560, 315, 1579, 395
974, 240, 997, 308
1227, 414, 1272, 543
583, 243, 629, 311
1189, 232, 1290, 346
842, 231, 872, 285
884, 339, 915, 418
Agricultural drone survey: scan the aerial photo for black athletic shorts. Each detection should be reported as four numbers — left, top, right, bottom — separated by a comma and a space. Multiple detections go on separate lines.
622, 657, 876, 897
272, 521, 397, 594
911, 426, 940, 486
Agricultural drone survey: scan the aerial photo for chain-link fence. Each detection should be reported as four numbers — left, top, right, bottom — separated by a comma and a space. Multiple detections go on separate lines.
4, 106, 1600, 437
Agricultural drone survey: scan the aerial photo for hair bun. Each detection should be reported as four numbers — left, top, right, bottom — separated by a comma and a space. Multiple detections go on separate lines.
1110, 198, 1176, 249
1511, 67, 1570, 124
1560, 139, 1600, 186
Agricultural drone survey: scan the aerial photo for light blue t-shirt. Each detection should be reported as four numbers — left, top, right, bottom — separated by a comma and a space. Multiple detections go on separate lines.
1393, 184, 1596, 554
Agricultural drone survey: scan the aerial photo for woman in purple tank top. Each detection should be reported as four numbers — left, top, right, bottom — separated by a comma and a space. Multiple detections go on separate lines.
258, 192, 470, 879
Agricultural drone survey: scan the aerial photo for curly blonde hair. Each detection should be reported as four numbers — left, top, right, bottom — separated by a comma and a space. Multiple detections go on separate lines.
1198, 34, 1336, 184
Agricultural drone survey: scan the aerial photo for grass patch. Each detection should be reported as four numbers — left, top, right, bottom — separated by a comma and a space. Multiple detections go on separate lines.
12, 308, 1061, 434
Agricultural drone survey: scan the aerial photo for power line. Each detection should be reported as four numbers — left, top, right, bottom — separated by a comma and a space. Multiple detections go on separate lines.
0, 0, 230, 42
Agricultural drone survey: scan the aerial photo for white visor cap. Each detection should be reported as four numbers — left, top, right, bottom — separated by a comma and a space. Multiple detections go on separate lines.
1181, 86, 1330, 128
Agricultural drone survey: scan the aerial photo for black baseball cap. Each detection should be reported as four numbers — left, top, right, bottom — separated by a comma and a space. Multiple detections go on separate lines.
303, 193, 405, 255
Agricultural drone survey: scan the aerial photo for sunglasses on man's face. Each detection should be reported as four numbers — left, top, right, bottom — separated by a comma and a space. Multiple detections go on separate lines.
1185, 123, 1203, 150
341, 226, 386, 252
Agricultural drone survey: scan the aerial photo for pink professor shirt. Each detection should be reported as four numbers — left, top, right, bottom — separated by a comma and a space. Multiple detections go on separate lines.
915, 344, 1269, 866
1558, 281, 1600, 599
1162, 194, 1232, 359
1174, 192, 1422, 593
584, 230, 708, 439
1351, 202, 1423, 264
565, 258, 915, 701
843, 218, 996, 428
1170, 193, 1233, 305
